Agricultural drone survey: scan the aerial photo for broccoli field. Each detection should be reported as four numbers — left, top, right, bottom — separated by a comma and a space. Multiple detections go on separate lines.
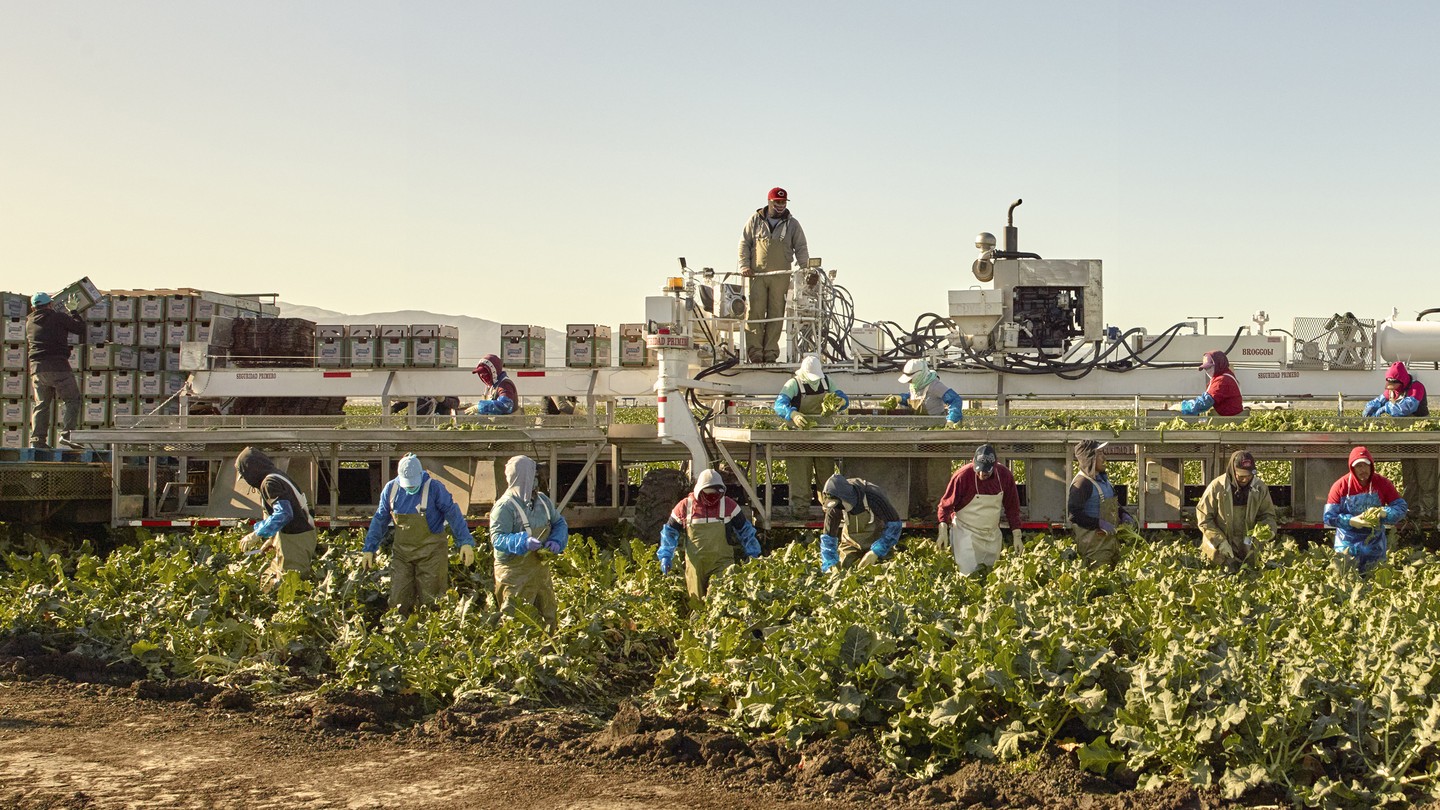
5, 526, 1440, 808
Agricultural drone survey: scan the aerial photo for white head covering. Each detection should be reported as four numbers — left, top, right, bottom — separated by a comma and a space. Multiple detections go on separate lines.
505, 455, 537, 502
898, 358, 927, 384
397, 454, 425, 491
797, 355, 824, 383
693, 468, 725, 497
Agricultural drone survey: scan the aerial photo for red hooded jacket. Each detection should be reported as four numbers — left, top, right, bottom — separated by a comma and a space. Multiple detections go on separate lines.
1202, 351, 1244, 416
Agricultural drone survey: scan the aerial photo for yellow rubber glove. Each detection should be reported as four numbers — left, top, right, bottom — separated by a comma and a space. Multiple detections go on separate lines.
857, 550, 880, 568
791, 412, 813, 430
239, 531, 262, 552
459, 545, 476, 566
880, 395, 901, 411
360, 551, 375, 570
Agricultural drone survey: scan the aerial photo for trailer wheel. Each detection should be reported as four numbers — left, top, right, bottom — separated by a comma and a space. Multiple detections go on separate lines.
632, 467, 689, 545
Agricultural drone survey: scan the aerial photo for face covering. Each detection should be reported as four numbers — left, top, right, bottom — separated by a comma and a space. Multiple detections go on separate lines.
700, 488, 723, 508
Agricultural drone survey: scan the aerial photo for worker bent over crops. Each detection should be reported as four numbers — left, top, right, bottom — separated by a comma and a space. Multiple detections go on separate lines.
235, 446, 318, 588
819, 473, 903, 573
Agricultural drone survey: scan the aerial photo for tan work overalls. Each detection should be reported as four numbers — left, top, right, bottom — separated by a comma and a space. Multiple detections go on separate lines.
493, 494, 559, 627
1071, 473, 1121, 568
681, 497, 738, 599
263, 473, 317, 584
388, 479, 450, 616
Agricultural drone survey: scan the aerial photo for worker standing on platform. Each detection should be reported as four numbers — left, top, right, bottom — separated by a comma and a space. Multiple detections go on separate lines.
1067, 440, 1133, 567
819, 473, 904, 572
468, 354, 518, 415
1324, 446, 1407, 571
489, 455, 568, 627
657, 469, 762, 599
25, 292, 86, 449
362, 453, 476, 616
1362, 362, 1434, 520
774, 355, 848, 513
1194, 450, 1277, 572
235, 446, 318, 586
936, 444, 1023, 573
892, 358, 963, 425
1179, 351, 1244, 416
738, 187, 809, 364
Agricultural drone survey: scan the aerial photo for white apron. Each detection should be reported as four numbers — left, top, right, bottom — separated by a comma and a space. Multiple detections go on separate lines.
950, 490, 1005, 573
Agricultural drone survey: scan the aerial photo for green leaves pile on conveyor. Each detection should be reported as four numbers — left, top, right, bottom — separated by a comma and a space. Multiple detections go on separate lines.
1152, 412, 1440, 433
8, 529, 1440, 805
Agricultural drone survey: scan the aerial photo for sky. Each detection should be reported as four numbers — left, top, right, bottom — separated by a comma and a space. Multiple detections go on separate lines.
4, 1, 1438, 340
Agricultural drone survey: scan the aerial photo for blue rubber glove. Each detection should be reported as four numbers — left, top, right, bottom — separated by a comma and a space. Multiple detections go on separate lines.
819, 533, 840, 572
543, 540, 562, 554
525, 536, 543, 553
659, 557, 672, 574
1098, 519, 1116, 534
1362, 401, 1380, 417
1179, 400, 1197, 416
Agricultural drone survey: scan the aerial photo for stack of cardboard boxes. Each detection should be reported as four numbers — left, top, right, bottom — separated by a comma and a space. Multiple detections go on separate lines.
0, 286, 279, 447
313, 324, 460, 368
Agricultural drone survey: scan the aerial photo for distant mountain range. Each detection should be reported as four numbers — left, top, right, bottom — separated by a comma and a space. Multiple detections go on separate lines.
278, 303, 565, 366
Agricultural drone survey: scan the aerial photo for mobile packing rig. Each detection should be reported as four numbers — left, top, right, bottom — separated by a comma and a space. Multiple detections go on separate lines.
7, 202, 1440, 535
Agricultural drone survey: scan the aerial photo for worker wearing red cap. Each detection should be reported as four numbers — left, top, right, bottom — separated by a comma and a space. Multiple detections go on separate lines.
738, 187, 809, 364
468, 353, 518, 415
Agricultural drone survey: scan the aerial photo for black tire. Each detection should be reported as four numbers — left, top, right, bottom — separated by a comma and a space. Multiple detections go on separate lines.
633, 467, 690, 545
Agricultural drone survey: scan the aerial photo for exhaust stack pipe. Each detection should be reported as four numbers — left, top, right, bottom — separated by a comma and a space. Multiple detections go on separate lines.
1005, 199, 1022, 253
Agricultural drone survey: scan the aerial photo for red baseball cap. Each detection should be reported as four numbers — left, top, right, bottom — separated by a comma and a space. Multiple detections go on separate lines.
768, 187, 788, 201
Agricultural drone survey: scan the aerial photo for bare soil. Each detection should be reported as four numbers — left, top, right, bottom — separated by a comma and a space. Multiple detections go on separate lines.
0, 663, 1268, 809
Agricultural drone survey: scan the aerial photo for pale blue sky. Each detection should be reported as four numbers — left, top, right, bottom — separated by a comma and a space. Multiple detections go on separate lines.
4, 2, 1437, 337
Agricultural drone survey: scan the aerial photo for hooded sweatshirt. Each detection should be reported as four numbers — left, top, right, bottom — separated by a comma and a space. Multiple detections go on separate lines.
236, 447, 313, 538
1184, 351, 1244, 416
1363, 362, 1429, 417
1323, 446, 1407, 559
657, 469, 761, 566
1195, 450, 1278, 548
489, 455, 569, 556
1068, 441, 1128, 529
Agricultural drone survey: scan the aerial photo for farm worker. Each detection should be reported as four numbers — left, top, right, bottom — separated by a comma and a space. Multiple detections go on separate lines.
1194, 451, 1278, 572
656, 469, 762, 598
235, 446, 318, 584
1323, 446, 1407, 571
1066, 440, 1133, 567
1362, 362, 1434, 519
1178, 350, 1243, 416
936, 444, 1023, 573
892, 358, 963, 425
819, 473, 904, 572
25, 291, 86, 449
489, 455, 568, 627
738, 186, 809, 364
774, 355, 849, 513
467, 354, 518, 415
362, 453, 477, 616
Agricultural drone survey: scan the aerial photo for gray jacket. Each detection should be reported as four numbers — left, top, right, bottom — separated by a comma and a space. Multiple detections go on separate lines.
738, 208, 809, 274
